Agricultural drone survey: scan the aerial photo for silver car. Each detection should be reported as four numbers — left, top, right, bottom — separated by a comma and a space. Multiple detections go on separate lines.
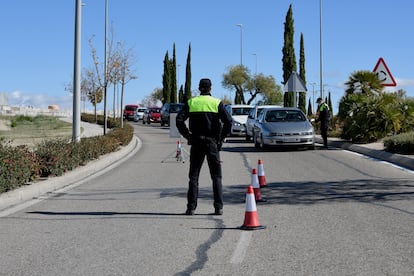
245, 105, 282, 141
253, 107, 314, 149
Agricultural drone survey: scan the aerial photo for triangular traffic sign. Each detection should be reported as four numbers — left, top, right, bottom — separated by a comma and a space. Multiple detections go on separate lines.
284, 71, 307, 92
373, 57, 396, 86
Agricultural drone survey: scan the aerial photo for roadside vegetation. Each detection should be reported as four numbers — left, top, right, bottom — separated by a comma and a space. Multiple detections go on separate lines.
0, 114, 133, 194
335, 71, 414, 152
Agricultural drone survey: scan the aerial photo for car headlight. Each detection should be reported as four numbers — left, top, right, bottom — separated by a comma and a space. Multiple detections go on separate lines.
232, 122, 242, 127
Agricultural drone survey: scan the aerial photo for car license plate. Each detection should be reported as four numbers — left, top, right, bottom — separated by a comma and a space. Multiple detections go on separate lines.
284, 137, 300, 142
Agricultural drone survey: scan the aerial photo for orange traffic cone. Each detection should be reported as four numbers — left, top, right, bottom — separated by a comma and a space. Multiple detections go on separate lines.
251, 168, 266, 202
240, 185, 266, 230
257, 159, 266, 187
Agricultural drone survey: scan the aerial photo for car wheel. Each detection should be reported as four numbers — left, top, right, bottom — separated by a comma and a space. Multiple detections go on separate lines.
253, 133, 260, 148
161, 121, 165, 126
259, 134, 267, 150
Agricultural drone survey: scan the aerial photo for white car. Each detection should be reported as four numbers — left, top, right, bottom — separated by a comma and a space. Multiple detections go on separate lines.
225, 104, 253, 136
245, 105, 282, 141
133, 107, 147, 122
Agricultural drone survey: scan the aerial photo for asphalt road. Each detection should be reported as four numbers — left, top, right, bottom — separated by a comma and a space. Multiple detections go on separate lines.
0, 123, 413, 276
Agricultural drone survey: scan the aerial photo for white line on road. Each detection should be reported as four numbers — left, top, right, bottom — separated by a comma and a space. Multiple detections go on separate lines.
230, 231, 252, 264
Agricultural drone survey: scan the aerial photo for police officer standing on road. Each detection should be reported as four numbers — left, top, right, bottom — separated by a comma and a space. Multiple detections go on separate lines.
176, 78, 232, 216
315, 97, 331, 148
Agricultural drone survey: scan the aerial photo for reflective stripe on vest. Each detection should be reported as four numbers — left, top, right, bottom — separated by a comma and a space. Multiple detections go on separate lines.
188, 96, 220, 113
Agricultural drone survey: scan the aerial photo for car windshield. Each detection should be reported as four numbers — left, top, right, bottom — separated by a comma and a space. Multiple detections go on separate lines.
265, 110, 306, 122
137, 108, 146, 112
232, 107, 252, 116
125, 106, 137, 111
149, 108, 161, 113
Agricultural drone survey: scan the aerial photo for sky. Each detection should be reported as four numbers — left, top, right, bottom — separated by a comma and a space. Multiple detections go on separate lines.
1, 0, 413, 114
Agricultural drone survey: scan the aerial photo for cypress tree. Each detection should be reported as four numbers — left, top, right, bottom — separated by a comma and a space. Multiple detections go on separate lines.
282, 4, 297, 107
178, 85, 184, 103
298, 33, 306, 113
170, 43, 177, 103
299, 33, 306, 84
328, 91, 333, 114
184, 43, 192, 102
307, 98, 313, 116
162, 51, 171, 104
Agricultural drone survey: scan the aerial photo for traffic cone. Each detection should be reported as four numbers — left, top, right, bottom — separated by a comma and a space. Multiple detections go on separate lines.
251, 168, 266, 203
257, 159, 266, 187
240, 185, 266, 230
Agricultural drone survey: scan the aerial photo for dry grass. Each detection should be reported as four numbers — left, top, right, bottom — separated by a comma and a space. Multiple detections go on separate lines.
0, 115, 72, 148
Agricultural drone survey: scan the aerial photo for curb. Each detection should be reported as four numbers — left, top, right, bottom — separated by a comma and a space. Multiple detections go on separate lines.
316, 137, 414, 171
0, 135, 142, 214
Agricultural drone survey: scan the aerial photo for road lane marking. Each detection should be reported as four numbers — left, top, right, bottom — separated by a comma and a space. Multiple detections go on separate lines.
230, 231, 252, 264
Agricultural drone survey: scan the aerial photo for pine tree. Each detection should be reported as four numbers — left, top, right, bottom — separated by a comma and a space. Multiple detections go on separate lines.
282, 4, 297, 107
184, 43, 192, 102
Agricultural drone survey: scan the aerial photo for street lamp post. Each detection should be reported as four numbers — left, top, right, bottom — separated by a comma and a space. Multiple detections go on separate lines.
252, 53, 257, 75
319, 0, 323, 99
72, 0, 82, 142
310, 82, 316, 113
236, 24, 243, 66
103, 0, 108, 135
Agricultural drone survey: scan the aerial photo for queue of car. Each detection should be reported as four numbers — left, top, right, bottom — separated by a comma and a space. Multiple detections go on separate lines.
126, 103, 315, 150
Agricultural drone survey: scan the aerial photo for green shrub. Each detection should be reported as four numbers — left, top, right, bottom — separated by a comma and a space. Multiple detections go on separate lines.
36, 138, 74, 177
338, 92, 414, 143
384, 132, 414, 154
107, 123, 134, 146
0, 119, 134, 193
0, 143, 41, 193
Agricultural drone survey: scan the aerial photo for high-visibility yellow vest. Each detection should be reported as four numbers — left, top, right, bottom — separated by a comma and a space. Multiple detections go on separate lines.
188, 95, 221, 113
319, 102, 329, 112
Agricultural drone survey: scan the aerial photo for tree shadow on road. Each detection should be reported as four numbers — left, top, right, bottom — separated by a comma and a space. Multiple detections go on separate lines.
222, 178, 414, 208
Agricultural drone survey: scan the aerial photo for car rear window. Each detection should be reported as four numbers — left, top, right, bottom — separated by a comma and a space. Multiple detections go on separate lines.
266, 110, 305, 122
125, 106, 138, 111
232, 107, 252, 116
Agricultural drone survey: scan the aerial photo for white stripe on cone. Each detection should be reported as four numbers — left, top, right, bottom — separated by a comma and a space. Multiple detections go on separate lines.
258, 159, 266, 186
251, 169, 259, 188
245, 188, 257, 212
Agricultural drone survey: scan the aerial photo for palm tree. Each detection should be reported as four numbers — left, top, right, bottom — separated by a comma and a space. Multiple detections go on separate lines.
344, 70, 384, 95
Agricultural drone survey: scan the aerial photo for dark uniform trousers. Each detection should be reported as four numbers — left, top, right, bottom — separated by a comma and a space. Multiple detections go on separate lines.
187, 137, 223, 211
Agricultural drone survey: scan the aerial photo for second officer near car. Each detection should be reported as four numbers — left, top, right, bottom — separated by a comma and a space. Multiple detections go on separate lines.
176, 78, 232, 216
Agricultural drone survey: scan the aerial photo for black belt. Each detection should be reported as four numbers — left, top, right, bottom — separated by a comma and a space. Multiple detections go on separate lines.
194, 136, 217, 143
